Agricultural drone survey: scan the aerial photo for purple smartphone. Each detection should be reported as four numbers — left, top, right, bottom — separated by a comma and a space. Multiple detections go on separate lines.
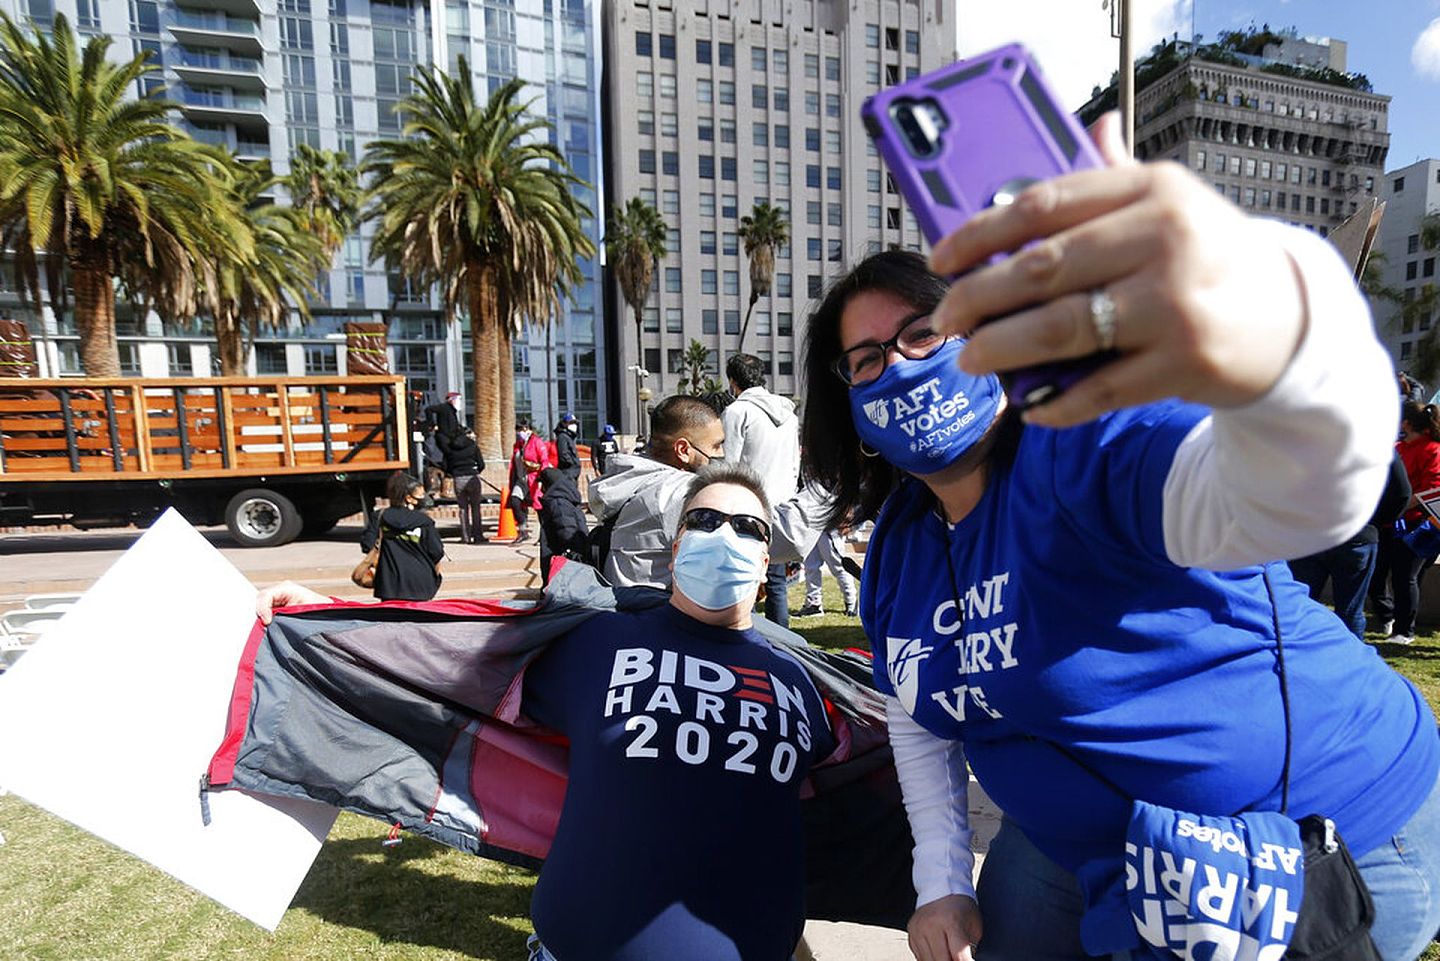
861, 43, 1110, 410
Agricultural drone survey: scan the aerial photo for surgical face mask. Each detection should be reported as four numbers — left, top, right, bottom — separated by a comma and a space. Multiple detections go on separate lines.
567, 423, 578, 434
517, 430, 531, 443
847, 339, 1003, 475
672, 525, 768, 611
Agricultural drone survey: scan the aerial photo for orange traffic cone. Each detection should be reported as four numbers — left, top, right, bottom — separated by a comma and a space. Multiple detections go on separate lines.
497, 483, 518, 541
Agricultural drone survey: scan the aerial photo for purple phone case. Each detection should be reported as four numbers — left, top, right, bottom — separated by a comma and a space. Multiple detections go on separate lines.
861, 43, 1109, 409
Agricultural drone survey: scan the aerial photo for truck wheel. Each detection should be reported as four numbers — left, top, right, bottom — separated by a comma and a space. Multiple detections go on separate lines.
225, 489, 302, 548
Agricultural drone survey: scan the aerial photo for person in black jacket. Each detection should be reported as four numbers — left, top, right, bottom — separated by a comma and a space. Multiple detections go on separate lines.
360, 473, 446, 601
594, 423, 619, 476
555, 412, 581, 484
445, 427, 488, 544
1289, 450, 1411, 639
536, 467, 589, 587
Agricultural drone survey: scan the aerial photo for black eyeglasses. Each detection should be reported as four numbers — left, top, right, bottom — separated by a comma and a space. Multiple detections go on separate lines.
831, 311, 947, 386
680, 507, 772, 544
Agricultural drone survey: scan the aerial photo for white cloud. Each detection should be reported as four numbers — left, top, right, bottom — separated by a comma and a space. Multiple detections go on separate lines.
1414, 17, 1440, 80
954, 0, 1194, 110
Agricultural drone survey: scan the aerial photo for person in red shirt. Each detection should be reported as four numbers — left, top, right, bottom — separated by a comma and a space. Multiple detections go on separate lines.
1371, 401, 1440, 643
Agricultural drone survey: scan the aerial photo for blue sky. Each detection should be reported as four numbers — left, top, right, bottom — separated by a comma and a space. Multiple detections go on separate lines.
956, 0, 1440, 173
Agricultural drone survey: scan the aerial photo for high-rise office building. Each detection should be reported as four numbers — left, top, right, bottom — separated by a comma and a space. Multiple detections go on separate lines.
1370, 159, 1440, 368
601, 0, 956, 430
1, 0, 607, 437
1125, 34, 1390, 238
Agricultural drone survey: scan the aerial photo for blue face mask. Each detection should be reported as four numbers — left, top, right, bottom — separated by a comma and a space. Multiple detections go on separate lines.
847, 339, 1004, 475
672, 525, 768, 611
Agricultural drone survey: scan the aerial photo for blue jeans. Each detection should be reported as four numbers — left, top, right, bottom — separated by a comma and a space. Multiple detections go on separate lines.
973, 770, 1440, 961
765, 562, 790, 628
1289, 539, 1379, 639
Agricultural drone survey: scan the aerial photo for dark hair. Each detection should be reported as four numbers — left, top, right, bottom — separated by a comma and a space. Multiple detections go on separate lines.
386, 471, 422, 505
700, 387, 735, 415
649, 394, 721, 452
1402, 401, 1440, 442
680, 462, 773, 523
726, 353, 767, 391
800, 249, 1021, 527
538, 467, 564, 489
515, 418, 531, 431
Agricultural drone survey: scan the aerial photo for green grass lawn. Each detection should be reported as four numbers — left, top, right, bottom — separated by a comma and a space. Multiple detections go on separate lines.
0, 579, 1436, 960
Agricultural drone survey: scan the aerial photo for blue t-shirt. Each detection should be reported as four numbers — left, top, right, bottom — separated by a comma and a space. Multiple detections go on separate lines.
863, 402, 1439, 946
522, 604, 836, 961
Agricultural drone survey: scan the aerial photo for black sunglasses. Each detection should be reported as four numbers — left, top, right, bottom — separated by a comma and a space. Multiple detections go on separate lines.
681, 507, 771, 544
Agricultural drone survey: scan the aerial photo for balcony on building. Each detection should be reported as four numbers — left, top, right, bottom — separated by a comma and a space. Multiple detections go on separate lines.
176, 83, 268, 130
173, 46, 265, 92
169, 10, 264, 59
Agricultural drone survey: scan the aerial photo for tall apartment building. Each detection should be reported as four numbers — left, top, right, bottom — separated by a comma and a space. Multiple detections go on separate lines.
602, 0, 955, 431
1370, 159, 1440, 367
1, 0, 608, 438
1128, 36, 1390, 238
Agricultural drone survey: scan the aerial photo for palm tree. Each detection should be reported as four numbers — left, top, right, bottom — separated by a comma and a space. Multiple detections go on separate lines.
206, 162, 329, 376
0, 13, 244, 376
604, 197, 667, 427
675, 339, 712, 396
365, 61, 593, 461
736, 201, 789, 350
284, 144, 362, 264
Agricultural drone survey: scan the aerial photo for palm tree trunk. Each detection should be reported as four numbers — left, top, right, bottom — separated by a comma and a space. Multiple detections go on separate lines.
737, 293, 759, 352
215, 310, 246, 376
470, 265, 503, 464
632, 306, 644, 434
73, 265, 120, 377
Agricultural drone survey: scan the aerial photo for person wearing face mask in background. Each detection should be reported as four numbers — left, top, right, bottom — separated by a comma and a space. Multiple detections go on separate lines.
800, 133, 1440, 959
555, 412, 582, 485
593, 423, 619, 477
589, 394, 830, 592
520, 463, 836, 961
359, 472, 445, 602
721, 353, 802, 628
509, 419, 549, 543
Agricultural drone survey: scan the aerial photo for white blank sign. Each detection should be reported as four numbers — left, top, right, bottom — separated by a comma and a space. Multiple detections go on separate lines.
0, 510, 337, 930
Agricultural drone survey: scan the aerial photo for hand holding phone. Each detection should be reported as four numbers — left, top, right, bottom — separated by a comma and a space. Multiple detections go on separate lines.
862, 43, 1111, 410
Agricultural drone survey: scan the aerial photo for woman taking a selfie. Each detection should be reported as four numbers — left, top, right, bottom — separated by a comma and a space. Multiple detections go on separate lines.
802, 116, 1440, 961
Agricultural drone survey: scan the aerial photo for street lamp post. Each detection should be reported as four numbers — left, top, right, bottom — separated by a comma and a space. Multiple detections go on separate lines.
1106, 0, 1135, 154
628, 363, 651, 438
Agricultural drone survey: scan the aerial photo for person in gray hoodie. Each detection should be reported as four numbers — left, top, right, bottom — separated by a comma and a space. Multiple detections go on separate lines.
721, 354, 802, 627
590, 393, 827, 593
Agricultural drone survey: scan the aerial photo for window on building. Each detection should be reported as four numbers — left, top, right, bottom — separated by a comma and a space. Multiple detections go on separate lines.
697, 79, 713, 103
661, 112, 677, 136
659, 73, 676, 98
1305, 196, 1315, 214
1244, 158, 1256, 177
808, 274, 823, 297
666, 268, 681, 292
718, 42, 734, 66
1425, 258, 1435, 279
1260, 160, 1271, 179
644, 347, 661, 371
255, 344, 287, 374
720, 118, 736, 143
1320, 198, 1329, 215
1395, 176, 1406, 194
662, 151, 678, 175
807, 238, 821, 260
722, 194, 738, 218
1244, 187, 1256, 207
1407, 261, 1419, 281
866, 60, 880, 85
1261, 189, 1271, 208
753, 159, 769, 183
778, 351, 794, 376
884, 27, 899, 50
806, 201, 821, 225
635, 30, 651, 56
753, 122, 768, 147
1409, 234, 1421, 255
805, 90, 819, 115
642, 307, 659, 332
700, 193, 716, 217
637, 109, 654, 135
658, 33, 675, 59
703, 309, 718, 334
753, 83, 768, 108
825, 129, 841, 154
701, 231, 717, 254
719, 81, 735, 105
776, 273, 792, 297
724, 271, 740, 295
1195, 150, 1206, 172
1214, 153, 1225, 173
886, 207, 901, 230
723, 232, 738, 255
666, 308, 683, 333
696, 39, 711, 64
1229, 156, 1240, 175
698, 121, 714, 141
825, 93, 840, 118
638, 71, 652, 98
699, 155, 715, 178
752, 46, 767, 72
1322, 169, 1331, 188
775, 161, 790, 186
867, 169, 881, 192
774, 49, 788, 72
806, 128, 820, 151
804, 53, 819, 78
868, 204, 881, 228
667, 348, 685, 373
827, 202, 842, 226
724, 309, 741, 334
865, 23, 880, 48
755, 310, 772, 336
662, 189, 679, 214
773, 88, 788, 112
885, 64, 900, 85
827, 166, 841, 189
1291, 194, 1300, 212
774, 125, 789, 148
721, 156, 736, 181
826, 56, 840, 81
905, 30, 920, 54
1277, 163, 1287, 181
806, 165, 821, 188
638, 149, 655, 174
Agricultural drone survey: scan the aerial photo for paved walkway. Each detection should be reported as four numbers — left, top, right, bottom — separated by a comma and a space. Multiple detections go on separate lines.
0, 517, 1004, 958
